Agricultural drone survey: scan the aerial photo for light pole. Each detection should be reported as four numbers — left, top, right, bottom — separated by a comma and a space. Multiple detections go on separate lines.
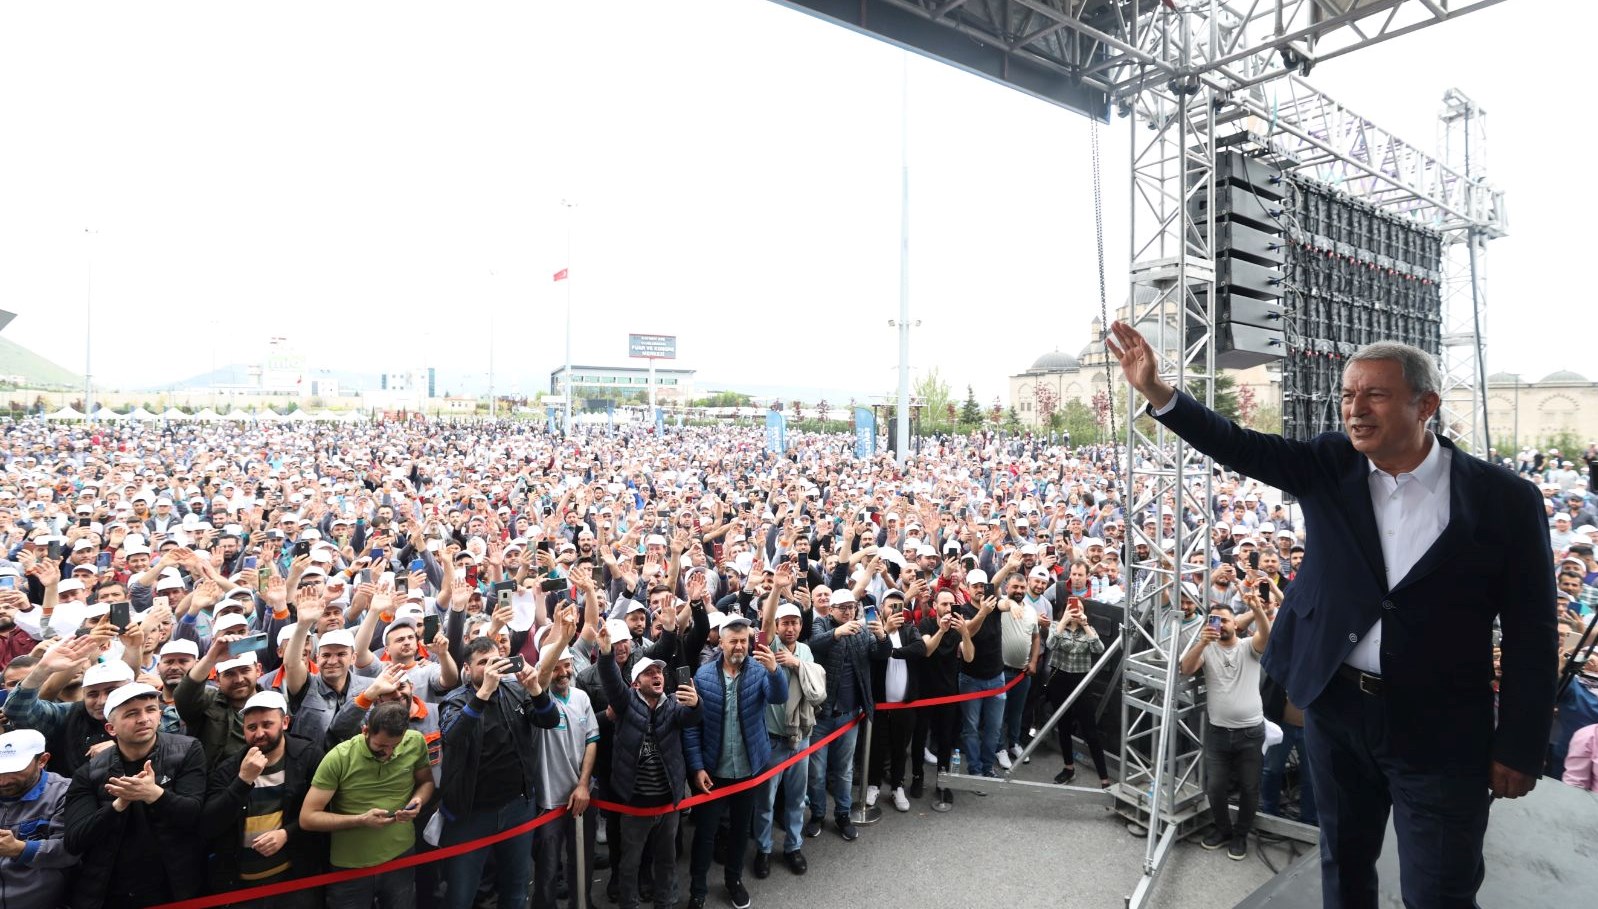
560, 200, 576, 433
894, 53, 911, 464
1511, 373, 1520, 453
84, 228, 95, 420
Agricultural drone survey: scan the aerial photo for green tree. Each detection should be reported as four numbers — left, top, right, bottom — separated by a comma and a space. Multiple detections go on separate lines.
691, 391, 754, 408
1061, 400, 1099, 445
1003, 406, 1022, 433
1212, 372, 1241, 422
914, 367, 953, 433
959, 385, 983, 429
1252, 404, 1283, 435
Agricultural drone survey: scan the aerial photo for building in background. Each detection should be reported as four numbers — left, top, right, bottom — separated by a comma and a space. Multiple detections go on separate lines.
1479, 370, 1598, 449
549, 364, 695, 406
1010, 304, 1280, 430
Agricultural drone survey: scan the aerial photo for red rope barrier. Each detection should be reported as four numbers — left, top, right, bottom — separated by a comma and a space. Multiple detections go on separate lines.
150, 670, 1024, 908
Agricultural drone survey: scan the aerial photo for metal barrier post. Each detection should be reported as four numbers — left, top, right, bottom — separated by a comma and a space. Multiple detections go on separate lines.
850, 713, 882, 826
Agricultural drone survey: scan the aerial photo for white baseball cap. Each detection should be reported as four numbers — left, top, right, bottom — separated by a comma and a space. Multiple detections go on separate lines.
104, 682, 161, 719
158, 639, 200, 659
240, 689, 289, 715
0, 730, 47, 773
318, 629, 357, 651
212, 614, 250, 635
630, 658, 667, 684
82, 661, 135, 688
216, 653, 260, 675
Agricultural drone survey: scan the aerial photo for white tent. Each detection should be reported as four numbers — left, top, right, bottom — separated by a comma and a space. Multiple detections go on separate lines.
222, 409, 254, 421
285, 409, 313, 422
90, 407, 125, 420
159, 408, 188, 420
312, 410, 342, 421
45, 406, 83, 421
340, 410, 366, 423
124, 407, 159, 421
256, 409, 289, 422
192, 409, 224, 422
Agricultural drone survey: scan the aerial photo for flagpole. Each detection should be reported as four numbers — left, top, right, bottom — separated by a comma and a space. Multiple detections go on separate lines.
561, 200, 576, 432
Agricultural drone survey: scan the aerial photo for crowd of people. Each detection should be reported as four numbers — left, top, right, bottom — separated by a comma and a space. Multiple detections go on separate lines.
0, 415, 1591, 909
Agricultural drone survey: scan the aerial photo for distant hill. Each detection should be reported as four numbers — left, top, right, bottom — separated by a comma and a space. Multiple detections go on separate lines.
0, 336, 83, 388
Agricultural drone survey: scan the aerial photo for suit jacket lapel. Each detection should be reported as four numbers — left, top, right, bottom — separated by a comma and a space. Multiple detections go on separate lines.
1391, 437, 1477, 593
1339, 461, 1389, 590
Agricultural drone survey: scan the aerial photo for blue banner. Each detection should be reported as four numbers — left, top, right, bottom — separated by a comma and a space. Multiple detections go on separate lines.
545, 406, 557, 433
854, 406, 876, 459
765, 408, 787, 454
654, 407, 665, 435
606, 401, 615, 435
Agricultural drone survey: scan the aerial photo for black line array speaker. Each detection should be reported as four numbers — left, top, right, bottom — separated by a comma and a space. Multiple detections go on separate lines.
1190, 151, 1287, 369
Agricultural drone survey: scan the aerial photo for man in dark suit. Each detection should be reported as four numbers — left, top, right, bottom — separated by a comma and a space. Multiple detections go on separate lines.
1108, 321, 1556, 908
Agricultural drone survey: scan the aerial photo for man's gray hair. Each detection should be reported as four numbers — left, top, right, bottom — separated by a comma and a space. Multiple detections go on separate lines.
1345, 342, 1442, 399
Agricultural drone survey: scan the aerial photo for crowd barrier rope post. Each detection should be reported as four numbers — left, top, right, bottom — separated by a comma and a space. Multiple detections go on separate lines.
850, 711, 883, 827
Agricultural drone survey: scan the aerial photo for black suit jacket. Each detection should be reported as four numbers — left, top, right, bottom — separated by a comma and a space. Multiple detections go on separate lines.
1155, 391, 1556, 775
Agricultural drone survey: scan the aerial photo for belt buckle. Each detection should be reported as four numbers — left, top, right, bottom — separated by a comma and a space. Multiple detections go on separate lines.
1357, 672, 1381, 696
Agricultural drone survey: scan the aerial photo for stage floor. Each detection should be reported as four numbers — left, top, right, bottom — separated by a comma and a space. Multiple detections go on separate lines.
1236, 779, 1598, 907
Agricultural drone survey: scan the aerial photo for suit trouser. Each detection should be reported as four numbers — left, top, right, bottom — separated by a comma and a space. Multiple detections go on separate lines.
1303, 673, 1491, 909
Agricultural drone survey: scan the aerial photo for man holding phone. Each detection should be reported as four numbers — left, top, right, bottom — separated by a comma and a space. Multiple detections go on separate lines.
300, 701, 434, 909
1180, 595, 1272, 859
176, 634, 264, 767
436, 637, 562, 909
683, 615, 787, 909
595, 620, 701, 909
805, 587, 889, 842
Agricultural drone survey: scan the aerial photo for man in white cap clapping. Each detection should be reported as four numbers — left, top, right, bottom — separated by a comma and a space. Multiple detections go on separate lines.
62, 681, 208, 907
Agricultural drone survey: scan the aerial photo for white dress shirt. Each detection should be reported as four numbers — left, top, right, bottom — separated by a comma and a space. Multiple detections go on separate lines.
1147, 394, 1453, 675
1344, 434, 1451, 674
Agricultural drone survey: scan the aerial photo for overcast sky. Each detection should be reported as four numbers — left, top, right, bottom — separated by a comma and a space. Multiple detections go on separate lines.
0, 1, 1585, 405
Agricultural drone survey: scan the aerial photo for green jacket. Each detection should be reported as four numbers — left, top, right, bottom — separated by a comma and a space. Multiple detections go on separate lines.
174, 674, 246, 768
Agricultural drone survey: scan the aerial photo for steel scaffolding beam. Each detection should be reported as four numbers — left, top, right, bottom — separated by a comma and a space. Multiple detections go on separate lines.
784, 1, 1507, 115
1114, 10, 1221, 906
1436, 88, 1493, 454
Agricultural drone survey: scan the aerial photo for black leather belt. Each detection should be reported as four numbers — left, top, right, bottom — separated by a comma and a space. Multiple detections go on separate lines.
1336, 664, 1384, 696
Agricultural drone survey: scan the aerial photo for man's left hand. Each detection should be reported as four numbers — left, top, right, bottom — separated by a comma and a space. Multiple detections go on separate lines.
251, 829, 289, 857
568, 782, 591, 815
1489, 761, 1535, 799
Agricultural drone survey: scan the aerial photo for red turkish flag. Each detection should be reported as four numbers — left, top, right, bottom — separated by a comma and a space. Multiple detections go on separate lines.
552, 268, 568, 282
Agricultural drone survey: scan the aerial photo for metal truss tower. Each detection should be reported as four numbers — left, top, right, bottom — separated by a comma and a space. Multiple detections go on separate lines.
1114, 18, 1217, 908
1436, 89, 1501, 454
1111, 16, 1505, 907
825, 3, 1511, 905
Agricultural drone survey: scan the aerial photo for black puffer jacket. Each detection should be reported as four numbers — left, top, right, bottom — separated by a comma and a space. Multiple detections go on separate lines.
597, 653, 700, 804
